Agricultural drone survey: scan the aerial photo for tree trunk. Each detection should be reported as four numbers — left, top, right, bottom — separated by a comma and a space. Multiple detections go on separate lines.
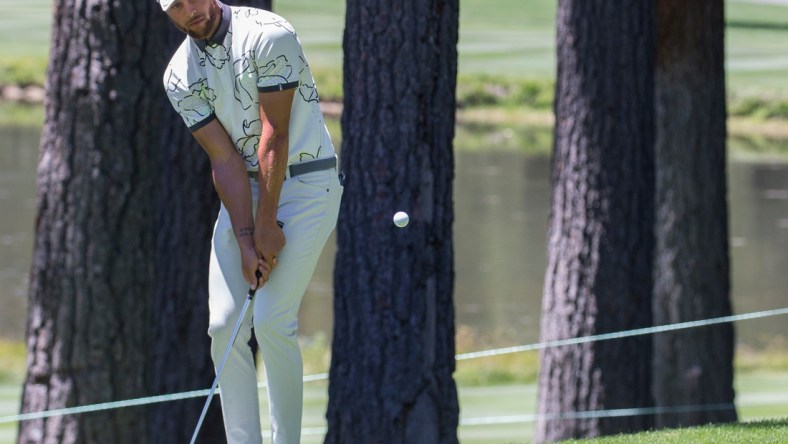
147, 24, 221, 440
148, 1, 273, 442
325, 0, 460, 442
18, 1, 163, 442
19, 1, 275, 442
653, 0, 737, 428
535, 1, 656, 442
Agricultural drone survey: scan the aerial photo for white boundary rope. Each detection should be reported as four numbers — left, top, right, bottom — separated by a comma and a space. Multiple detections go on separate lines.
456, 306, 788, 360
1, 306, 785, 425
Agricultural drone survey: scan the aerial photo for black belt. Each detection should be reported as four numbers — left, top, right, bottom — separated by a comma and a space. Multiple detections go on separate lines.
248, 156, 336, 180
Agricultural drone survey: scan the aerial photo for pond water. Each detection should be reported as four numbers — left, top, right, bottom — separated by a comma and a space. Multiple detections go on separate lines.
1, 121, 787, 352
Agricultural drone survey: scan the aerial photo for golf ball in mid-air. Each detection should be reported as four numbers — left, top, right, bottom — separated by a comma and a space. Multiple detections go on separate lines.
393, 211, 410, 228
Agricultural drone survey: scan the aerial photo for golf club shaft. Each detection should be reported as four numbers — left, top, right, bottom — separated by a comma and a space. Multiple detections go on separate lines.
190, 282, 258, 444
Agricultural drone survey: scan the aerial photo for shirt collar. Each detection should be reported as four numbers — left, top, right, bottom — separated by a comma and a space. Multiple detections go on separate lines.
194, 2, 231, 51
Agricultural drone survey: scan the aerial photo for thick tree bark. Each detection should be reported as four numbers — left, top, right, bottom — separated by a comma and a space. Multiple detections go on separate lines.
19, 1, 275, 443
147, 24, 221, 440
18, 2, 163, 442
325, 0, 460, 443
653, 0, 737, 428
535, 1, 656, 442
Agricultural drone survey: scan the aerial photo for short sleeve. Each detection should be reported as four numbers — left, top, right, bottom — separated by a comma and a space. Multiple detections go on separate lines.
163, 64, 217, 132
255, 25, 303, 93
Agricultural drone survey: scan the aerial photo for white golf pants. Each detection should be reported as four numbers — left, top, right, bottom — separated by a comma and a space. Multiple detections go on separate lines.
207, 166, 342, 444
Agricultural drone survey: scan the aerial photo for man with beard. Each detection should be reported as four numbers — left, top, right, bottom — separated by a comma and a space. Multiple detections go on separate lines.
159, 1, 343, 442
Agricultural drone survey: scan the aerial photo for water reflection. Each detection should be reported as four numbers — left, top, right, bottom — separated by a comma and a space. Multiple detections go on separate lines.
1, 123, 786, 351
728, 154, 788, 348
0, 125, 38, 340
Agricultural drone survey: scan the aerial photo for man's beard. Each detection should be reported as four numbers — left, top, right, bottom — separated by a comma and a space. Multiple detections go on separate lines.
176, 1, 220, 40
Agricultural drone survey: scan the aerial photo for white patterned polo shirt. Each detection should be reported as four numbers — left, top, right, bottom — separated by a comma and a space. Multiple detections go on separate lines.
163, 2, 335, 170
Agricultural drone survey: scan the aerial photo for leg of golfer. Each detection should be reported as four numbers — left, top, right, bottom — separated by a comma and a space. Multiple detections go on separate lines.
208, 166, 342, 444
208, 203, 262, 443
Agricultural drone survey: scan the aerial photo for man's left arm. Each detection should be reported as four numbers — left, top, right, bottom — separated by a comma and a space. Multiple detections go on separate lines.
253, 87, 296, 267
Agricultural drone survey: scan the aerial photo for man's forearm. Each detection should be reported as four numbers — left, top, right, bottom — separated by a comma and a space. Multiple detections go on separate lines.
212, 154, 255, 243
255, 86, 295, 224
255, 131, 288, 223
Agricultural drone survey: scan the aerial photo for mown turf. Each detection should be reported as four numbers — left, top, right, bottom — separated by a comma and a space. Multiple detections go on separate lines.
558, 419, 788, 444
2, 370, 787, 443
3, 0, 788, 99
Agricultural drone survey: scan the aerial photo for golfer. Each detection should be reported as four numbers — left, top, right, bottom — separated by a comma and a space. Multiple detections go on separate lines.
159, 0, 343, 442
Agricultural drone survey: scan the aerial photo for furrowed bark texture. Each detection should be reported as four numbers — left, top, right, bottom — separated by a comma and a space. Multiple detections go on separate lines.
653, 0, 737, 428
19, 2, 163, 442
147, 31, 222, 444
20, 1, 277, 443
326, 0, 460, 442
536, 1, 656, 442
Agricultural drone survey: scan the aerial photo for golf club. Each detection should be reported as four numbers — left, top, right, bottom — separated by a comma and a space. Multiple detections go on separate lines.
189, 269, 262, 444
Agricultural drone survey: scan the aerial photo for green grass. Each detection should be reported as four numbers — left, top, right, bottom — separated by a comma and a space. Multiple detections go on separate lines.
2, 0, 788, 103
275, 0, 345, 74
458, 0, 556, 79
0, 1, 52, 60
2, 373, 787, 444
725, 0, 788, 96
558, 419, 788, 444
2, 329, 788, 442
0, 57, 46, 87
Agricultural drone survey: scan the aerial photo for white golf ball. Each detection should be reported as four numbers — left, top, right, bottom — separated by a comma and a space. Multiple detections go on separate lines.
393, 211, 410, 228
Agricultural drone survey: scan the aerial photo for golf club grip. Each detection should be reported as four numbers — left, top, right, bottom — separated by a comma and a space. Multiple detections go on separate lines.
246, 221, 282, 298
246, 220, 285, 299
249, 270, 263, 298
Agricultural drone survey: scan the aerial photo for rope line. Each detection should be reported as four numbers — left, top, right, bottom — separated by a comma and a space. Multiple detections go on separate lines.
456, 306, 788, 361
1, 307, 785, 425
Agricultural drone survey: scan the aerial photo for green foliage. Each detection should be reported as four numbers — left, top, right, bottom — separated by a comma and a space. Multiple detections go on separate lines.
730, 96, 788, 120
456, 75, 554, 109
0, 339, 25, 384
0, 56, 47, 87
513, 80, 554, 108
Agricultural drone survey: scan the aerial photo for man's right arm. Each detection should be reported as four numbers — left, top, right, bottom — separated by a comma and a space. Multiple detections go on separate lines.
192, 119, 269, 288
